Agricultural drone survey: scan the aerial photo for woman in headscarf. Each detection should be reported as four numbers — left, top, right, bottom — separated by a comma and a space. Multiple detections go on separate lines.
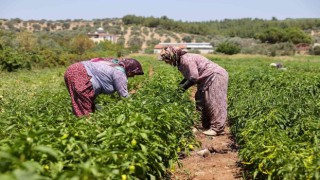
270, 62, 287, 70
160, 46, 228, 136
64, 57, 144, 117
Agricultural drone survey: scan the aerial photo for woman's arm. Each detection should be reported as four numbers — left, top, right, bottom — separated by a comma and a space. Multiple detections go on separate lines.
113, 72, 129, 98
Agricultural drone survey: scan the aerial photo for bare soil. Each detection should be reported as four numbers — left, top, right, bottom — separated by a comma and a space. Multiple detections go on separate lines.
170, 87, 243, 180
170, 126, 242, 180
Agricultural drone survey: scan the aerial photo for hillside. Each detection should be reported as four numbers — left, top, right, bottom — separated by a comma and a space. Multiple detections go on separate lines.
1, 17, 320, 56
121, 26, 187, 49
0, 19, 206, 50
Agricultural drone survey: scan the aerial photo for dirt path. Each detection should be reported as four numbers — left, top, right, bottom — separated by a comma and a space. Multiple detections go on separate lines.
145, 68, 242, 179
171, 127, 242, 180
171, 88, 242, 180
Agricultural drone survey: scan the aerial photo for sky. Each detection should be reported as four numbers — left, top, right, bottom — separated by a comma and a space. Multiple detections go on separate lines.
0, 0, 319, 22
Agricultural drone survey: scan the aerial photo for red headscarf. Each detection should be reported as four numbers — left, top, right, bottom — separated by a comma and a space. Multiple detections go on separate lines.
118, 58, 144, 75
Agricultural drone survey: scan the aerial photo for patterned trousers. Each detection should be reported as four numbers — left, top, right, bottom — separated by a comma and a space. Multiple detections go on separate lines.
195, 73, 228, 133
64, 63, 95, 117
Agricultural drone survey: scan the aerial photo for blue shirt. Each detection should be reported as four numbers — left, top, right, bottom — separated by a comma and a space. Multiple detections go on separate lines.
81, 61, 129, 97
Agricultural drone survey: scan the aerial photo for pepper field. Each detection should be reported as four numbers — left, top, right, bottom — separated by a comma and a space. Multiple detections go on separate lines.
0, 55, 319, 180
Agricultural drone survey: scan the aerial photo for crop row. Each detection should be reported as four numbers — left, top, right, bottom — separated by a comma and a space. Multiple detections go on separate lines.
224, 57, 320, 180
1, 54, 320, 179
0, 57, 199, 179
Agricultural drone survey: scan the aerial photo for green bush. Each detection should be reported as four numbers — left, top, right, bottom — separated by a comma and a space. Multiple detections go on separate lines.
216, 41, 241, 55
310, 46, 320, 55
0, 48, 31, 72
144, 47, 154, 54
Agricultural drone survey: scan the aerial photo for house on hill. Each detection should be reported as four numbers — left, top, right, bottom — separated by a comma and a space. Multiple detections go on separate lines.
295, 43, 310, 55
154, 43, 213, 54
313, 43, 320, 47
311, 30, 320, 36
87, 27, 118, 43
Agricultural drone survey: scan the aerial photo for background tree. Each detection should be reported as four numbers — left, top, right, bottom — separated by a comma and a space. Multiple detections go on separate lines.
62, 22, 71, 30
164, 38, 171, 43
127, 36, 143, 53
16, 31, 38, 51
0, 47, 31, 71
32, 23, 41, 31
284, 28, 312, 44
255, 28, 285, 43
310, 46, 320, 55
117, 36, 126, 46
216, 41, 241, 55
182, 36, 192, 43
94, 40, 125, 57
143, 17, 160, 28
255, 27, 312, 44
69, 35, 95, 55
146, 38, 160, 47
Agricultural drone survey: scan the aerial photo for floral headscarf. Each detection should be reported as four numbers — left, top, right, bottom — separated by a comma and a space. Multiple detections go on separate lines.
118, 58, 144, 75
160, 46, 187, 66
90, 57, 144, 75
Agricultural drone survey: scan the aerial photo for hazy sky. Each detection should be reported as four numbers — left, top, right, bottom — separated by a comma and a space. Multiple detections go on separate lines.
1, 0, 319, 22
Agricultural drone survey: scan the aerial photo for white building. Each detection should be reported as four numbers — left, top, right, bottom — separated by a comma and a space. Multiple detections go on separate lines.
154, 43, 213, 54
313, 43, 320, 47
87, 28, 119, 43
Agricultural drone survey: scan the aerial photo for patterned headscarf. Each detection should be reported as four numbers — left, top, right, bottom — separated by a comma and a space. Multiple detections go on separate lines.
160, 46, 187, 66
118, 58, 144, 75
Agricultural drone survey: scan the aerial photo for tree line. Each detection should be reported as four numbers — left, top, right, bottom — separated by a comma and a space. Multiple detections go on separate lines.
1, 16, 320, 72
0, 30, 126, 72
122, 15, 319, 55
122, 15, 320, 40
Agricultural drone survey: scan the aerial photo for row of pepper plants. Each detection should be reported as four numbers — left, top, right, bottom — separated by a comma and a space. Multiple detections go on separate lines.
218, 56, 320, 180
0, 56, 199, 179
2, 54, 319, 180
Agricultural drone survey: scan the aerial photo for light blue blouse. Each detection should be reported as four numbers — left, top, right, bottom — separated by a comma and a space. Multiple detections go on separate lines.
81, 61, 129, 97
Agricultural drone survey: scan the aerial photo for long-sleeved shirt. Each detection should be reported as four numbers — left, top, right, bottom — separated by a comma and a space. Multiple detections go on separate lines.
81, 61, 129, 97
178, 53, 228, 85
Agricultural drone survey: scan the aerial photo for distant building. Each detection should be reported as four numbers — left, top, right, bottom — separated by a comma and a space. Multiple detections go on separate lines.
87, 27, 118, 43
154, 43, 213, 54
295, 43, 310, 55
313, 43, 320, 47
311, 30, 320, 36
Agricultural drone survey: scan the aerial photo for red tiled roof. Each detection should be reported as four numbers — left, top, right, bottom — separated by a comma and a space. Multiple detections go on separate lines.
154, 44, 187, 49
295, 43, 310, 48
295, 43, 310, 51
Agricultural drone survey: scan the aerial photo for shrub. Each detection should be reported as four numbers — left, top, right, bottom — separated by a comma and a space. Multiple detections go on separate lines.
0, 48, 31, 71
216, 41, 241, 55
310, 46, 320, 55
182, 36, 192, 43
144, 47, 154, 54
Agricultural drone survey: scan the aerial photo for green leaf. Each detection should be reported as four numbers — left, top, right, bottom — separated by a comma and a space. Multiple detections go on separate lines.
13, 169, 49, 180
140, 144, 147, 153
96, 131, 107, 139
22, 161, 43, 172
116, 114, 125, 124
140, 133, 148, 140
0, 174, 15, 180
0, 151, 17, 161
33, 145, 60, 161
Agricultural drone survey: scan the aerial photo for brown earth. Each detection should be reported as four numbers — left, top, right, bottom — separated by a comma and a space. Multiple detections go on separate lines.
170, 87, 243, 180
170, 126, 242, 180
